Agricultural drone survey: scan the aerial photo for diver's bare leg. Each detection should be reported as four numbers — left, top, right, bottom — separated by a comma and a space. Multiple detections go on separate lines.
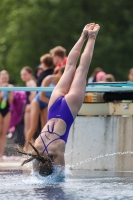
65, 24, 100, 118
48, 24, 93, 109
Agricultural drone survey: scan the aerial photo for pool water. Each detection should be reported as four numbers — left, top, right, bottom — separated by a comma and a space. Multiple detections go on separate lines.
0, 170, 133, 200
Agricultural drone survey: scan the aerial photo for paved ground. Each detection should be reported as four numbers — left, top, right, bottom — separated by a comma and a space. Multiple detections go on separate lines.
0, 160, 22, 169
0, 136, 24, 169
4, 133, 23, 155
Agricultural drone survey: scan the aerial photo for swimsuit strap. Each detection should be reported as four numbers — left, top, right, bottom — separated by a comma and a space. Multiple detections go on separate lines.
40, 133, 50, 156
40, 121, 61, 155
41, 138, 60, 155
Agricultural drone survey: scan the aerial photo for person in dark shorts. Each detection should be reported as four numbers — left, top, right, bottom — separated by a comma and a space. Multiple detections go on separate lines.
24, 67, 65, 148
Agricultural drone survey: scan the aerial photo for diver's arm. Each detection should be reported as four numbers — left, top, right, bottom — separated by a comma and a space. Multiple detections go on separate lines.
66, 25, 88, 67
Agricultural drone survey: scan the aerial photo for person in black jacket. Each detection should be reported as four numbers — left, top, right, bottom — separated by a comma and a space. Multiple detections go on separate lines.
37, 54, 54, 87
34, 65, 43, 80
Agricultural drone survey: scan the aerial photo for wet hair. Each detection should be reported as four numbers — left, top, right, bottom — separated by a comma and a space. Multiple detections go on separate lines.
40, 54, 53, 68
50, 46, 66, 58
16, 142, 54, 177
21, 66, 33, 74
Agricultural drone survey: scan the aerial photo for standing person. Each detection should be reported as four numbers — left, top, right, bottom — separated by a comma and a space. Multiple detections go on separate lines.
128, 68, 133, 82
50, 46, 67, 73
24, 66, 65, 148
104, 74, 115, 82
23, 55, 54, 147
38, 66, 65, 129
34, 65, 43, 79
0, 70, 14, 159
37, 54, 54, 87
96, 71, 106, 82
20, 66, 36, 138
121, 68, 133, 118
17, 23, 100, 176
88, 67, 103, 83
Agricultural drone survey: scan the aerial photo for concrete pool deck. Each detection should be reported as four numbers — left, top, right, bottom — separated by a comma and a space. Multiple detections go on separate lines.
0, 156, 26, 170
65, 116, 133, 171
2, 116, 133, 172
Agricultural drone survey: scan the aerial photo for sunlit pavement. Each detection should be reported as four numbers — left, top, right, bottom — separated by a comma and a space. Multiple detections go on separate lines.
0, 156, 24, 169
0, 136, 26, 169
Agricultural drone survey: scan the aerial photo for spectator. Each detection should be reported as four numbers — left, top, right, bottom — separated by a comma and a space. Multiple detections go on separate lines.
50, 46, 67, 73
24, 66, 65, 149
34, 64, 43, 79
8, 91, 27, 140
96, 71, 106, 82
20, 66, 36, 139
88, 67, 103, 83
0, 70, 14, 159
122, 69, 133, 117
37, 54, 54, 86
128, 68, 133, 82
104, 74, 115, 82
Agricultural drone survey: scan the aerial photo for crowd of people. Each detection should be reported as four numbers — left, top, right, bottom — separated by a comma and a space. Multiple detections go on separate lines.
0, 46, 66, 159
0, 44, 133, 160
88, 67, 115, 83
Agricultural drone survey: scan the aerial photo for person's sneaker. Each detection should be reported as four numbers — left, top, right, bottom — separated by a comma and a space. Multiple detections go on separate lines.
7, 132, 13, 139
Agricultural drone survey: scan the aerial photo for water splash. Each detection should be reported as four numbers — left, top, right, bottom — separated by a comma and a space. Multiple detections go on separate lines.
21, 150, 133, 181
22, 165, 66, 184
70, 151, 133, 168
65, 148, 76, 156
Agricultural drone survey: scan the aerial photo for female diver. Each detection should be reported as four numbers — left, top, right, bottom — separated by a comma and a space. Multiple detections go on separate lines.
17, 23, 100, 176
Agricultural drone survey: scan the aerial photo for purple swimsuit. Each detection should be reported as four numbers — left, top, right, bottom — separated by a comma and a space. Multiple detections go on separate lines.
40, 96, 74, 155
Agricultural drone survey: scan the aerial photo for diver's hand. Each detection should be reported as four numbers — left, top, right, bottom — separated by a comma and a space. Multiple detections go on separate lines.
88, 23, 100, 39
82, 23, 100, 39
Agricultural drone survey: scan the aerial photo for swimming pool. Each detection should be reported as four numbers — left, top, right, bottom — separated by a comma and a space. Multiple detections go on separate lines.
0, 169, 133, 200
